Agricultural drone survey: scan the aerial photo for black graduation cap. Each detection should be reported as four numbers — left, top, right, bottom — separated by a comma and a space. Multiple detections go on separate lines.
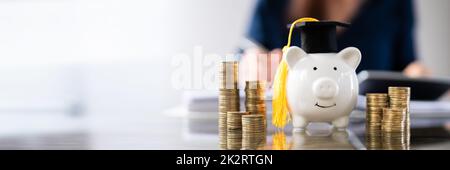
291, 21, 349, 53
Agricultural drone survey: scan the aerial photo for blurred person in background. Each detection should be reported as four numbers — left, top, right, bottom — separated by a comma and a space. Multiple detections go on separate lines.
240, 0, 430, 85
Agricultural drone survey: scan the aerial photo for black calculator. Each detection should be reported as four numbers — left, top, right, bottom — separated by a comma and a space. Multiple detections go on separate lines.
358, 71, 450, 101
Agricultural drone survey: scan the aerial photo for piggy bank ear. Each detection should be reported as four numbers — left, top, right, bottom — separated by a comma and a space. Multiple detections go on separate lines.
285, 47, 307, 69
338, 47, 361, 69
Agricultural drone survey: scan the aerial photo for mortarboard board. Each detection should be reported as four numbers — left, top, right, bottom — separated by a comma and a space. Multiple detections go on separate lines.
292, 21, 349, 53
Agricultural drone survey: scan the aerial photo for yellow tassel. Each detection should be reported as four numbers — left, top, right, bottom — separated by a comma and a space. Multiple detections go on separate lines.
272, 17, 318, 128
272, 60, 290, 128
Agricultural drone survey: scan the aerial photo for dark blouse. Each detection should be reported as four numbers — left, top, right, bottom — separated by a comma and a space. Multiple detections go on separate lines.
247, 0, 417, 72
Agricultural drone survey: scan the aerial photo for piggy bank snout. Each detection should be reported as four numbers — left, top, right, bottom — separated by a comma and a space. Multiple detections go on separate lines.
312, 78, 339, 99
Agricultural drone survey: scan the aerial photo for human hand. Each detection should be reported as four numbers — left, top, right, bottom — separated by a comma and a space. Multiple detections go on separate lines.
403, 61, 431, 78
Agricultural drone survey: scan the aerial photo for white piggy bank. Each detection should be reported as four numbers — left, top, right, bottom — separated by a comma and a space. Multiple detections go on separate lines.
285, 46, 361, 130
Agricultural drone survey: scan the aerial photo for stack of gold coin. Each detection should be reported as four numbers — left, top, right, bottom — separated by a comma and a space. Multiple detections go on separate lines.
227, 112, 248, 150
388, 87, 410, 111
365, 93, 388, 150
218, 89, 240, 113
388, 87, 411, 133
382, 108, 406, 133
366, 93, 388, 126
218, 61, 240, 149
382, 132, 410, 150
242, 115, 266, 150
219, 61, 239, 89
218, 112, 228, 149
245, 81, 266, 118
365, 125, 383, 150
381, 107, 410, 150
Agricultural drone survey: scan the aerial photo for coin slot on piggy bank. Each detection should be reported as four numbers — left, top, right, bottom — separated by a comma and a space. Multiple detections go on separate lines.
272, 19, 361, 131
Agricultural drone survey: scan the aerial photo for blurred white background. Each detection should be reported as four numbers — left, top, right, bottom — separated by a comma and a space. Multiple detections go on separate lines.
0, 0, 254, 117
0, 0, 448, 135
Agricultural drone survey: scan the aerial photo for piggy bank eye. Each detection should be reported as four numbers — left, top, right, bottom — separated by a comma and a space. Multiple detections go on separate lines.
333, 67, 337, 71
313, 67, 318, 71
